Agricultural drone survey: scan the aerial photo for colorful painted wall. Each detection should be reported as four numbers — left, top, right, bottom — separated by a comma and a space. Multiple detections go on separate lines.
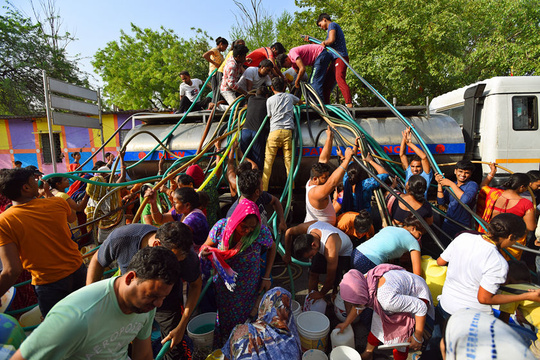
0, 113, 142, 174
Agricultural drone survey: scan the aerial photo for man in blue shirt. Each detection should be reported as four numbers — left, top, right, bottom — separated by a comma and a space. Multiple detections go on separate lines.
316, 13, 352, 108
400, 127, 433, 198
436, 160, 479, 242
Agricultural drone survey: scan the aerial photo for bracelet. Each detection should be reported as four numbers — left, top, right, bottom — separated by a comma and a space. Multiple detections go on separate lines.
261, 277, 271, 281
339, 165, 347, 172
412, 333, 424, 343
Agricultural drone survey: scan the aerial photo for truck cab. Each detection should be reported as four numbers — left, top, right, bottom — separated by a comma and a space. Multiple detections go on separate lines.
430, 76, 540, 175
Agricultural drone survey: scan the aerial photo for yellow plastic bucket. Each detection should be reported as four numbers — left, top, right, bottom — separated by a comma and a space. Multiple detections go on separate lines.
425, 265, 447, 305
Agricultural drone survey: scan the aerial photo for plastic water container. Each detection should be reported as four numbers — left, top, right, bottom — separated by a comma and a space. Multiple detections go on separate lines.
297, 311, 330, 352
19, 306, 42, 328
425, 265, 447, 305
421, 255, 437, 279
302, 349, 328, 360
330, 325, 355, 349
303, 291, 327, 314
333, 292, 360, 324
330, 346, 362, 360
187, 312, 216, 355
292, 300, 302, 322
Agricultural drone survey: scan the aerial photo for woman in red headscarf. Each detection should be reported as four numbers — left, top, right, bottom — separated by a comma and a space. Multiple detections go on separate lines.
200, 198, 277, 348
337, 266, 433, 360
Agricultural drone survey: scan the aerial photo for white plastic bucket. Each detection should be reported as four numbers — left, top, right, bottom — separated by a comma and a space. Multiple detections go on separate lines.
330, 325, 355, 349
330, 346, 362, 360
297, 311, 330, 352
302, 349, 328, 360
187, 312, 216, 354
292, 300, 302, 321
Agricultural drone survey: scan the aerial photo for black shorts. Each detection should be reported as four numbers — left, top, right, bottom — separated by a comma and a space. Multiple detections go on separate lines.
310, 252, 351, 286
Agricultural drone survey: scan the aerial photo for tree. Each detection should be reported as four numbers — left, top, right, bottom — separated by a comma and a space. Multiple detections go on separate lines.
0, 5, 85, 115
291, 0, 540, 105
29, 0, 68, 51
230, 1, 306, 54
93, 25, 209, 110
230, 0, 276, 51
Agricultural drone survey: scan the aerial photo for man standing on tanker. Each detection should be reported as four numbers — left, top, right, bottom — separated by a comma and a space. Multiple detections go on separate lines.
312, 13, 352, 108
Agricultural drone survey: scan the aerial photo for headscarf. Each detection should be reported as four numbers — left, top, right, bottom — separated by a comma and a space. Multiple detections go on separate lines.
68, 173, 92, 201
221, 198, 261, 251
340, 264, 414, 342
223, 287, 301, 360
205, 199, 261, 291
186, 164, 205, 188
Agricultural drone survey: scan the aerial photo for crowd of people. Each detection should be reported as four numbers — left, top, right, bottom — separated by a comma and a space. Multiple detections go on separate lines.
2, 12, 540, 360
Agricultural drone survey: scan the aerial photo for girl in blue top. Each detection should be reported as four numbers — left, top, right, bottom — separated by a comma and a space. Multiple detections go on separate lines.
351, 215, 424, 276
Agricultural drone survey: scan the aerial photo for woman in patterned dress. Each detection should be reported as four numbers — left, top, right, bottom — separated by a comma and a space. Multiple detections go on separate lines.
200, 198, 276, 348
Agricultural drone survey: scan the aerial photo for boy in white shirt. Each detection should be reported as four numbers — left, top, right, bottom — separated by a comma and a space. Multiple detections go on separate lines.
178, 70, 210, 113
237, 59, 273, 92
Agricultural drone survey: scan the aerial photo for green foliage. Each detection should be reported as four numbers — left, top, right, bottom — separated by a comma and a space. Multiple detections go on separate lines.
274, 10, 310, 52
92, 25, 209, 110
293, 0, 540, 105
0, 5, 85, 115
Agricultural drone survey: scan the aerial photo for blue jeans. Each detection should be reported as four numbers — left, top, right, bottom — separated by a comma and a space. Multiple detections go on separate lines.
240, 128, 267, 170
422, 302, 451, 360
309, 50, 334, 102
33, 264, 87, 316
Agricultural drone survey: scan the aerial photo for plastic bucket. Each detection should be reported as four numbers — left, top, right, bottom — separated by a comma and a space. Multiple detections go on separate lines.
426, 265, 447, 305
330, 346, 362, 360
187, 312, 216, 354
292, 300, 302, 322
297, 311, 330, 352
302, 349, 328, 360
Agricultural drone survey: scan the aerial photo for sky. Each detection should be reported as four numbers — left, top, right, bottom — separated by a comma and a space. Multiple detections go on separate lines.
3, 0, 301, 88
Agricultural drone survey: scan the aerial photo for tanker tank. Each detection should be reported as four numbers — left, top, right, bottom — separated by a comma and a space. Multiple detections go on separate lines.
123, 107, 465, 187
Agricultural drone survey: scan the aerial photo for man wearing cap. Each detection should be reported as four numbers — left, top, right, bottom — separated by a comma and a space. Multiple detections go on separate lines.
0, 168, 85, 316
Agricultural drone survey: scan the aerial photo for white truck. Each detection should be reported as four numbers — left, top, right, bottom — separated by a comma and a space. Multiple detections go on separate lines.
429, 76, 540, 175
